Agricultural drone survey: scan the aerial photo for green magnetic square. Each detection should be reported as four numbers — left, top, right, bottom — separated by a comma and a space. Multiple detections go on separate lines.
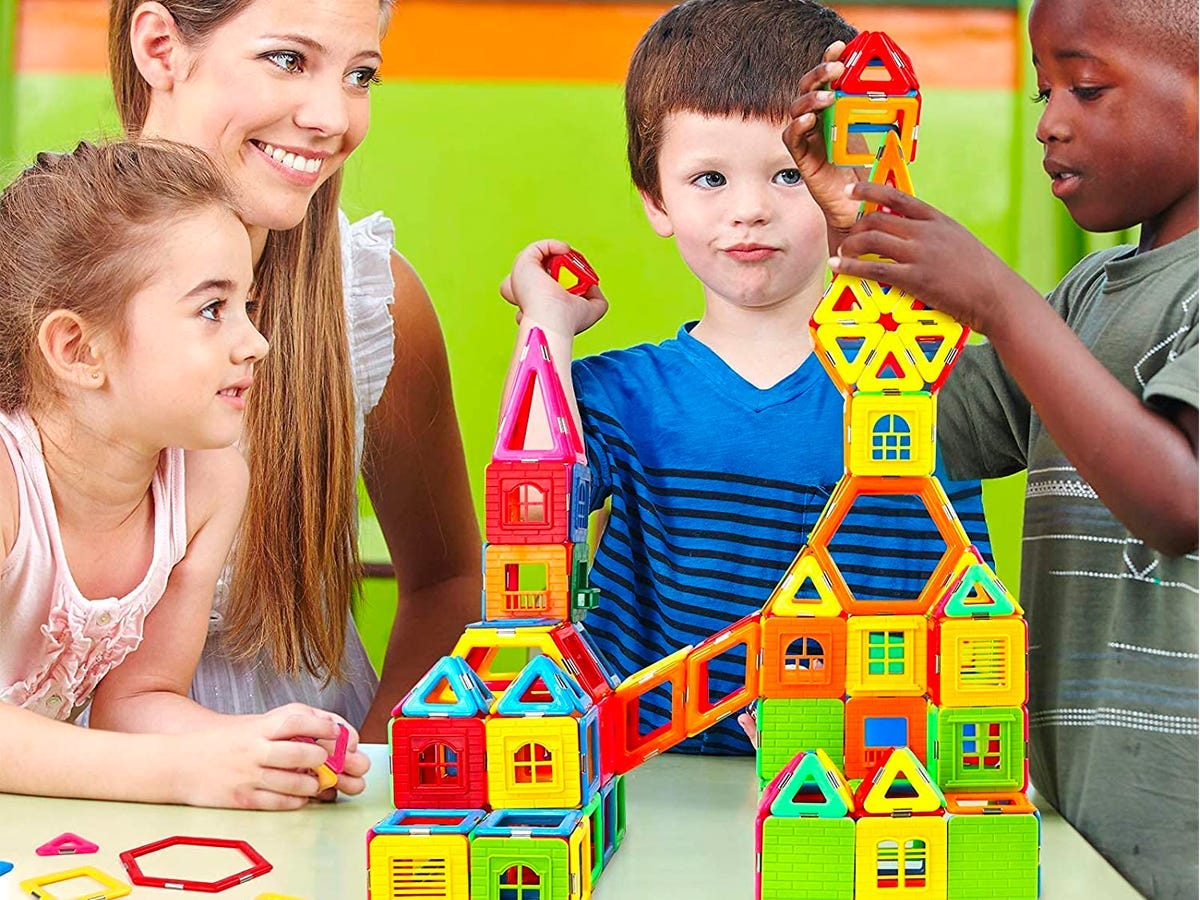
947, 813, 1040, 899
756, 698, 845, 783
469, 837, 570, 900
935, 706, 1025, 791
581, 791, 604, 886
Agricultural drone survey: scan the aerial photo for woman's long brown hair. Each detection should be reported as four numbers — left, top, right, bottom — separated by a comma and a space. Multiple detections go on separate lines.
108, 0, 392, 679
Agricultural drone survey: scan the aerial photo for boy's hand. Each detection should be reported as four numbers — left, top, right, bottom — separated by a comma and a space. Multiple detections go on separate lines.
829, 182, 1031, 337
500, 239, 609, 338
783, 41, 864, 247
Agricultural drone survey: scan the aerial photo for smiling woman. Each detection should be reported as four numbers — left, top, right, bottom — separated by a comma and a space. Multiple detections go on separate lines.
104, 0, 482, 741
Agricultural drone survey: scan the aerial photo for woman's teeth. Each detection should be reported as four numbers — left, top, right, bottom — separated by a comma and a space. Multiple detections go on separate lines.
257, 142, 321, 173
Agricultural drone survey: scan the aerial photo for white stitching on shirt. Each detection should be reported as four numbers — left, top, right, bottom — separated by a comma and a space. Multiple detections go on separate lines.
1109, 641, 1200, 660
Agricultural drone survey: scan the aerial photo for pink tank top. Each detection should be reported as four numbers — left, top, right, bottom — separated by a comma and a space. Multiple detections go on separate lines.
0, 410, 187, 721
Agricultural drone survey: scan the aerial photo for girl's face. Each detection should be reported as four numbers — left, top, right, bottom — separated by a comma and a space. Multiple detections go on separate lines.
141, 0, 383, 232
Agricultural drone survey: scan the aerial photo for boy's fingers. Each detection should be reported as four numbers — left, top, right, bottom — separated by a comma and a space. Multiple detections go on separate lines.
831, 253, 914, 288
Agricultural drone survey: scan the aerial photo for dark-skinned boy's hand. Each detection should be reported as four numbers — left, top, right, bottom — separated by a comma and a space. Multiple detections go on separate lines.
830, 182, 1035, 337
782, 41, 864, 246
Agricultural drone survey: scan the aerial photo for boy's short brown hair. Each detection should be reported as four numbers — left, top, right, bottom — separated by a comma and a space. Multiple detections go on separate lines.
626, 0, 856, 205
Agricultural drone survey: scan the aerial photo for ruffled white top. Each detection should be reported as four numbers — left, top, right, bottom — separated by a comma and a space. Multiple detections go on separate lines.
0, 410, 187, 721
187, 211, 397, 727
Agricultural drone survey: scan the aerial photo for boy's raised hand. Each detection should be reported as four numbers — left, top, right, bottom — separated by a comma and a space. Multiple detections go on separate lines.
783, 41, 864, 248
500, 239, 609, 338
830, 182, 1030, 336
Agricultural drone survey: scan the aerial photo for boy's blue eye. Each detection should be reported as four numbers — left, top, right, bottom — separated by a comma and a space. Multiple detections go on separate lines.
774, 168, 803, 186
694, 172, 726, 188
264, 50, 304, 73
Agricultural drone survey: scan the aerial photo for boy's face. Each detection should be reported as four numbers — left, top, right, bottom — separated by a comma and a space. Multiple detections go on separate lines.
641, 112, 828, 313
1030, 0, 1198, 242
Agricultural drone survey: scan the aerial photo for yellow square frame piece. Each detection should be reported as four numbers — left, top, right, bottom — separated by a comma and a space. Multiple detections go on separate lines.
936, 618, 1027, 708
367, 833, 470, 900
486, 716, 582, 809
19, 867, 131, 900
846, 615, 928, 696
847, 392, 936, 477
855, 815, 947, 899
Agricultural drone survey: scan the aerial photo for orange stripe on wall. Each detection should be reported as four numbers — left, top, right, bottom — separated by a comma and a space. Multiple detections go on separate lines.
16, 0, 1017, 90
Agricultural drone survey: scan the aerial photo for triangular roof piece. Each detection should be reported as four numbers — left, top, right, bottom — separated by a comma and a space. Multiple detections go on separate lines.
398, 656, 493, 718
811, 273, 885, 327
896, 321, 968, 387
35, 833, 99, 856
812, 321, 885, 392
758, 748, 806, 818
764, 549, 845, 617
861, 130, 915, 218
493, 655, 589, 717
770, 749, 855, 819
933, 549, 1022, 618
835, 31, 919, 95
493, 327, 586, 464
855, 747, 945, 816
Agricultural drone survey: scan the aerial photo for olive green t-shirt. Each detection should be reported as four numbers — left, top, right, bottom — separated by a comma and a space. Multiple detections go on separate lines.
940, 232, 1198, 900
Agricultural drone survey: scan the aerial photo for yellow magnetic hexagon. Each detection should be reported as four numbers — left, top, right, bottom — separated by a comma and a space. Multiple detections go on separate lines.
847, 392, 936, 477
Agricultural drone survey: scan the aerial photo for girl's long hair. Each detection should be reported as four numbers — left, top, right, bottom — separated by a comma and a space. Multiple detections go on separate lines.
108, 0, 392, 679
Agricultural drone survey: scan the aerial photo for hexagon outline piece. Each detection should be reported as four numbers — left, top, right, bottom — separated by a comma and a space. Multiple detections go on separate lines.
808, 475, 971, 615
764, 548, 846, 617
119, 835, 272, 892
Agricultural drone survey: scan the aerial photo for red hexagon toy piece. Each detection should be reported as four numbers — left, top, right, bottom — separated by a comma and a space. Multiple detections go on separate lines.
119, 835, 272, 893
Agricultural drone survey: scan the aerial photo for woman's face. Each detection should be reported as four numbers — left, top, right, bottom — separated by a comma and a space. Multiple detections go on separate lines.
142, 0, 383, 231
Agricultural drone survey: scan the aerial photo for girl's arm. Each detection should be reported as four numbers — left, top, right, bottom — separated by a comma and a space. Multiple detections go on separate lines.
358, 253, 486, 741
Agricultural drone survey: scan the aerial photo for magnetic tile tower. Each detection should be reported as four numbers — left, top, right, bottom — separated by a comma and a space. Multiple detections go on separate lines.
755, 30, 1040, 900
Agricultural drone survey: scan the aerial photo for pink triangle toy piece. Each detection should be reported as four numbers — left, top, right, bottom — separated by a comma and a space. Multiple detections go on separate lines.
35, 832, 99, 856
493, 327, 586, 464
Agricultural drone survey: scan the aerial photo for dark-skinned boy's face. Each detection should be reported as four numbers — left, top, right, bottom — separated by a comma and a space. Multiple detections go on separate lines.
1029, 0, 1198, 246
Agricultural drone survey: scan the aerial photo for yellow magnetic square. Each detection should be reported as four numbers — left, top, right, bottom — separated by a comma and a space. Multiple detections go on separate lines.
855, 815, 947, 898
368, 833, 470, 900
847, 392, 936, 477
938, 618, 1027, 707
19, 867, 131, 900
486, 716, 581, 808
847, 615, 928, 696
829, 94, 920, 166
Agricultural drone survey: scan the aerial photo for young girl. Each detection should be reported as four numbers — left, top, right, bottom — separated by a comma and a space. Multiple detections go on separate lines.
0, 140, 368, 809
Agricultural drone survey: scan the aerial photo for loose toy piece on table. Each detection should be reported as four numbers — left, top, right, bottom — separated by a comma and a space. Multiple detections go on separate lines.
119, 835, 272, 893
19, 865, 131, 900
34, 832, 100, 857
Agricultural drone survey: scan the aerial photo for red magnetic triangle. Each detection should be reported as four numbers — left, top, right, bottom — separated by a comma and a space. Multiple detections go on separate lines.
835, 31, 919, 95
36, 832, 99, 856
493, 328, 585, 463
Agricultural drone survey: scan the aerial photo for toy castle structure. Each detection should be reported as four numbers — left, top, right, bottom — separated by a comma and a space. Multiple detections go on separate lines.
366, 31, 1039, 900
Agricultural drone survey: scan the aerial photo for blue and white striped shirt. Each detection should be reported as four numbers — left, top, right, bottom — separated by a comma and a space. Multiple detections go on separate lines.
574, 324, 992, 754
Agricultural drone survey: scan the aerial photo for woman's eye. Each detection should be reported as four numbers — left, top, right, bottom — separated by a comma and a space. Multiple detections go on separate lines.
265, 50, 304, 73
347, 68, 382, 89
200, 300, 225, 322
694, 172, 726, 188
774, 168, 803, 186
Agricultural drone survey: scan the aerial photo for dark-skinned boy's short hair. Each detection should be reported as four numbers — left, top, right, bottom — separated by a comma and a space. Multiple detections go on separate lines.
626, 0, 856, 205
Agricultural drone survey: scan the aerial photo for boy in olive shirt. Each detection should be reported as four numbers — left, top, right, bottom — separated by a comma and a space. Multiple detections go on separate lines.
786, 0, 1197, 895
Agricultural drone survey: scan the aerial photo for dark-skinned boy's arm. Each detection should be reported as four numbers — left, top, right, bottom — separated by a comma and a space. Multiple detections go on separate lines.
830, 182, 1199, 556
358, 252, 482, 743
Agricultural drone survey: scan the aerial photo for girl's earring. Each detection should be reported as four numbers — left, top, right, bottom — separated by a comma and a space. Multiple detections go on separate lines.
91, 372, 101, 380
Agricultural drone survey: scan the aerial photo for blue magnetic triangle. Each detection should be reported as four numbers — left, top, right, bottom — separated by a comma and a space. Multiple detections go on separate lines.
0, 861, 12, 878
400, 656, 493, 717
494, 656, 588, 717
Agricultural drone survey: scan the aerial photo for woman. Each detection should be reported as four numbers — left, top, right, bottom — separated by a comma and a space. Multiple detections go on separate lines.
108, 0, 481, 741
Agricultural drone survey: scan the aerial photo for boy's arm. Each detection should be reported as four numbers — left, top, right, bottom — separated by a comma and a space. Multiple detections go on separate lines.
829, 182, 1199, 556
498, 239, 609, 440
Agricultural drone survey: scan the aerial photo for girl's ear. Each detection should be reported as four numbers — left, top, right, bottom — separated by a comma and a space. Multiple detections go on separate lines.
129, 1, 187, 92
37, 311, 108, 390
639, 189, 675, 239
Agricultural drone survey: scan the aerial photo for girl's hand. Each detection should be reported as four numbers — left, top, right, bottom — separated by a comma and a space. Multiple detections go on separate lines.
829, 182, 1029, 337
782, 41, 864, 244
500, 239, 609, 338
178, 703, 368, 810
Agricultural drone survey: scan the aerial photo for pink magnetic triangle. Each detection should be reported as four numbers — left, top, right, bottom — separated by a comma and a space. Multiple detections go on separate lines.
36, 832, 99, 856
493, 327, 585, 463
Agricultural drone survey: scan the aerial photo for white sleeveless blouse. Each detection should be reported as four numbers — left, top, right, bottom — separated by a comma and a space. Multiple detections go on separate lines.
187, 212, 397, 727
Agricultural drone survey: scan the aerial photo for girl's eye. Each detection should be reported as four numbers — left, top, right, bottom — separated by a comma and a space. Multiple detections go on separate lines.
347, 68, 382, 89
1032, 88, 1050, 104
694, 172, 726, 188
245, 299, 261, 319
265, 50, 304, 73
774, 168, 803, 186
200, 300, 225, 322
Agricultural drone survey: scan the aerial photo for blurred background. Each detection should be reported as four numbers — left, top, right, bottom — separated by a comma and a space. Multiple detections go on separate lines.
0, 0, 1132, 670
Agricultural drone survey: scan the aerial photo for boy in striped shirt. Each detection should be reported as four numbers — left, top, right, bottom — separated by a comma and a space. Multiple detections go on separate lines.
499, 0, 992, 754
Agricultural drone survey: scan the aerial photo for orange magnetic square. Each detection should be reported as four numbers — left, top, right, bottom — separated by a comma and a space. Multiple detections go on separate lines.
612, 647, 690, 775
844, 695, 929, 781
685, 612, 761, 736
760, 616, 847, 699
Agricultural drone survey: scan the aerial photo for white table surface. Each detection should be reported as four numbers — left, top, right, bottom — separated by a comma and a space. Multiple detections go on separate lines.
0, 745, 1138, 899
